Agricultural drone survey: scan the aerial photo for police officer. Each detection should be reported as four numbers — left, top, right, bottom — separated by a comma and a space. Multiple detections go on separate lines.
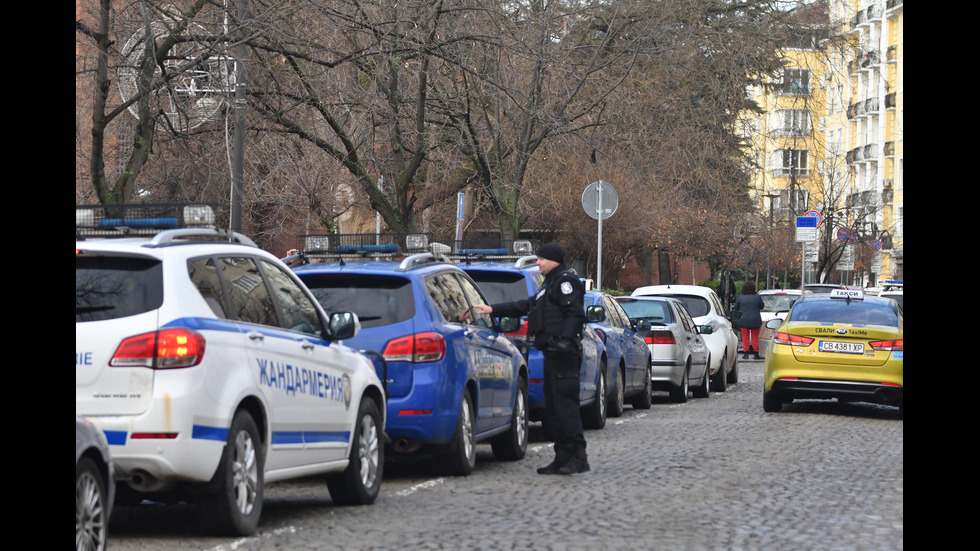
474, 243, 590, 475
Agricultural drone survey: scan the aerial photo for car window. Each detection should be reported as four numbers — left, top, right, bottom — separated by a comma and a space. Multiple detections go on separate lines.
76, 255, 163, 322
674, 302, 696, 332
672, 295, 710, 317
789, 300, 900, 327
302, 273, 415, 329
595, 297, 618, 328
188, 256, 228, 317
426, 272, 472, 324
258, 259, 323, 336
761, 294, 800, 312
617, 299, 671, 324
219, 256, 279, 327
607, 298, 633, 329
466, 271, 531, 303
455, 274, 494, 328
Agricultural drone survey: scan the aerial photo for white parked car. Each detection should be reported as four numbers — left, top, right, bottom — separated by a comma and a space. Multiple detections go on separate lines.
76, 204, 386, 536
631, 285, 739, 391
757, 289, 803, 356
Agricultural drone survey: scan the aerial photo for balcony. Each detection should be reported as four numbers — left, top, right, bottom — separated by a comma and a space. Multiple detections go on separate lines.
771, 167, 810, 178
863, 143, 878, 160
846, 190, 876, 208
863, 97, 880, 115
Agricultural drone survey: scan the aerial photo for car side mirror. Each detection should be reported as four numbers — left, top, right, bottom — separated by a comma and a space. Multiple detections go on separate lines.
328, 311, 360, 340
698, 325, 713, 335
634, 319, 651, 332
497, 316, 522, 333
765, 318, 783, 330
586, 305, 605, 323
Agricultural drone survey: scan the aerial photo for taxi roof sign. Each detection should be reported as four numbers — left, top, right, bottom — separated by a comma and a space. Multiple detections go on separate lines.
829, 288, 864, 300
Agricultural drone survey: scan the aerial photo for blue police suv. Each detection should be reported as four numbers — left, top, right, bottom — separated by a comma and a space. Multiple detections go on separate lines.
456, 251, 610, 429
291, 234, 529, 476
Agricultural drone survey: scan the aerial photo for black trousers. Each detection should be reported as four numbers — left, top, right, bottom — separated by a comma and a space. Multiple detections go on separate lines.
543, 347, 587, 463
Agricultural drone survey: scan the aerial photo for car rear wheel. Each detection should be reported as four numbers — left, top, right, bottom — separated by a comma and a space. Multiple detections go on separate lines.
727, 353, 739, 384
630, 362, 652, 410
711, 351, 728, 392
199, 411, 263, 536
582, 368, 607, 430
670, 365, 690, 403
76, 457, 109, 551
328, 398, 383, 505
763, 389, 783, 412
608, 364, 625, 418
442, 392, 476, 476
492, 378, 528, 461
693, 358, 710, 399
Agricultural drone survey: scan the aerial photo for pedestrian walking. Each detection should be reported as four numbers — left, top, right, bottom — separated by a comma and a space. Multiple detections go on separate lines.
474, 243, 590, 475
733, 281, 765, 360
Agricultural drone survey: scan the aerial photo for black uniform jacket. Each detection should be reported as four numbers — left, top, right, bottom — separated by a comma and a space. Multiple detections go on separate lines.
491, 265, 586, 343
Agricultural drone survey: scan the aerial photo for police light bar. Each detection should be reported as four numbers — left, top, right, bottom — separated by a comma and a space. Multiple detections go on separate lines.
305, 235, 331, 253
513, 240, 533, 254
183, 204, 215, 227
405, 234, 429, 251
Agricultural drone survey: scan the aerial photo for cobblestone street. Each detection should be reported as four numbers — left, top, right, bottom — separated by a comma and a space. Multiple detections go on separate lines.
109, 358, 903, 551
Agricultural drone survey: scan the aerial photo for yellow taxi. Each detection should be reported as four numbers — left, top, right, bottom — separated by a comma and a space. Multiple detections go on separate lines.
763, 289, 903, 414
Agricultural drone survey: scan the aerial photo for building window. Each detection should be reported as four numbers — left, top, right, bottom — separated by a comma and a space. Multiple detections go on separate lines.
775, 68, 810, 96
773, 188, 809, 219
772, 109, 810, 137
771, 149, 810, 177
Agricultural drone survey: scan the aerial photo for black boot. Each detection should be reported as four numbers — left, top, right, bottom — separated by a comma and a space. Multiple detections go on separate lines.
537, 459, 563, 475
558, 449, 590, 475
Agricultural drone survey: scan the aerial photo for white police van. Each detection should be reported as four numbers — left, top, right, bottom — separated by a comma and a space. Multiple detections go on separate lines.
75, 204, 386, 536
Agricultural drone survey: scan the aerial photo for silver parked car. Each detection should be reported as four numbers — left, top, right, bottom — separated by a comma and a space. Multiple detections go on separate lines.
615, 296, 711, 402
632, 285, 739, 391
77, 416, 114, 551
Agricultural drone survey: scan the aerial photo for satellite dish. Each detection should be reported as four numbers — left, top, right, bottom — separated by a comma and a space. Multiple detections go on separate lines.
117, 19, 234, 131
582, 181, 619, 220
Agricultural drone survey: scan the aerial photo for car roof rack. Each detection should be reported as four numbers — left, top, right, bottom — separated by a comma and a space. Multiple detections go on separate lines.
446, 239, 538, 264
75, 203, 255, 245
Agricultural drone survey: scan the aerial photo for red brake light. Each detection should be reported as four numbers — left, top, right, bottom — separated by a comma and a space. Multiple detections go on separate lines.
507, 320, 528, 338
382, 332, 446, 363
594, 328, 607, 343
772, 332, 814, 346
647, 330, 675, 345
111, 328, 206, 369
869, 339, 903, 351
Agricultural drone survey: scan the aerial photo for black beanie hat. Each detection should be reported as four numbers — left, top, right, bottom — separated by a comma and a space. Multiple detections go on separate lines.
537, 242, 565, 264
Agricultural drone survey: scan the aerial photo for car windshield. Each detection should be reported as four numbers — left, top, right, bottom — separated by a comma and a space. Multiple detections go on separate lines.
789, 300, 899, 327
761, 294, 799, 312
465, 271, 530, 303
301, 273, 415, 328
616, 299, 672, 324
76, 255, 163, 322
667, 295, 710, 317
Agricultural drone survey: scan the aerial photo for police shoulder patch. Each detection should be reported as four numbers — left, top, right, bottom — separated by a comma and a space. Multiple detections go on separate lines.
561, 281, 573, 295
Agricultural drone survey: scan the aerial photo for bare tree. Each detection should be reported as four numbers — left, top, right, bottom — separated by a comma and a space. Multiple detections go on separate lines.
76, 0, 235, 205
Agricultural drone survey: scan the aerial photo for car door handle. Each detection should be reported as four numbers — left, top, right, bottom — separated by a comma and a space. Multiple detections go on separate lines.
300, 340, 315, 350
247, 331, 264, 342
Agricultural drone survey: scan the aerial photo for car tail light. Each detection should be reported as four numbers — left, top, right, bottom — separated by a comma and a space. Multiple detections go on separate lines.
110, 328, 206, 369
646, 330, 675, 345
593, 328, 607, 344
869, 339, 903, 351
772, 332, 814, 346
507, 319, 528, 338
382, 332, 446, 363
